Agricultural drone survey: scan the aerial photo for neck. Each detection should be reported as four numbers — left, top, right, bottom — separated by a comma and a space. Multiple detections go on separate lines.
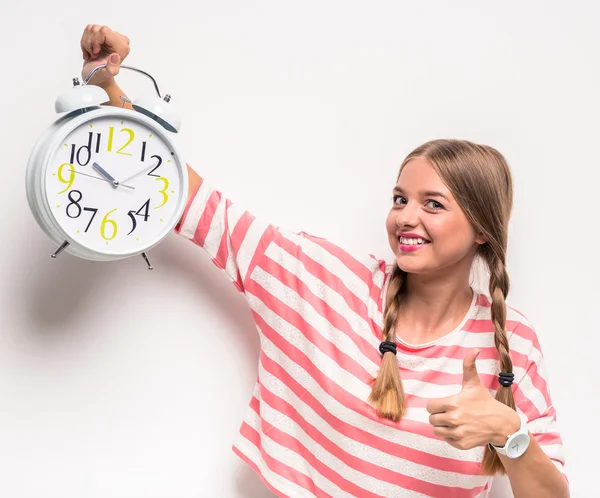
394, 264, 475, 344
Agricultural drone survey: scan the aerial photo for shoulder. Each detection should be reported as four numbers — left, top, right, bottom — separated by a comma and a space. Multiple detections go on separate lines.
256, 228, 393, 311
505, 302, 544, 358
474, 294, 546, 376
473, 294, 542, 348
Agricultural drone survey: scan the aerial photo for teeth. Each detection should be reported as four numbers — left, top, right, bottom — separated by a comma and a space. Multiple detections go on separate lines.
399, 237, 427, 245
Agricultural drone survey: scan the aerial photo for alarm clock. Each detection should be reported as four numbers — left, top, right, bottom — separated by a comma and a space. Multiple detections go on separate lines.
25, 64, 188, 269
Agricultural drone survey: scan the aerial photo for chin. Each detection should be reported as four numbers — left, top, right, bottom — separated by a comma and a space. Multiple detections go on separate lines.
395, 253, 431, 274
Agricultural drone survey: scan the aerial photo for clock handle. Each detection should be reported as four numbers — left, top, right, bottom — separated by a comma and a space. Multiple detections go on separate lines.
81, 63, 181, 132
83, 64, 164, 99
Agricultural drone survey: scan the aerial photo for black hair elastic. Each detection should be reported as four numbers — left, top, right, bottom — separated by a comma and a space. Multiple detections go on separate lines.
379, 341, 397, 356
498, 372, 515, 387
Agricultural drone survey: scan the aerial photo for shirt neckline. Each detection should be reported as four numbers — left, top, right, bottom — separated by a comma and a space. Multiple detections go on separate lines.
395, 289, 478, 349
380, 268, 479, 350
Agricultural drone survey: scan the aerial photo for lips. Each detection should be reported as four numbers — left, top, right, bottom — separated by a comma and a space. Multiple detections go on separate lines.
398, 236, 429, 246
396, 232, 430, 252
396, 232, 430, 245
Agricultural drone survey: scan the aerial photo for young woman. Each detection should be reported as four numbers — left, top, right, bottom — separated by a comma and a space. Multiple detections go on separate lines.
79, 24, 569, 498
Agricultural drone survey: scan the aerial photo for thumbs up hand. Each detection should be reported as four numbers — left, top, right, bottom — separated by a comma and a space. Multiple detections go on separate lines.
426, 349, 521, 450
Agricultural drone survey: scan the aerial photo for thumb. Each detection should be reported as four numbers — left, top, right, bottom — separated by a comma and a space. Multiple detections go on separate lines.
104, 53, 121, 77
462, 349, 481, 388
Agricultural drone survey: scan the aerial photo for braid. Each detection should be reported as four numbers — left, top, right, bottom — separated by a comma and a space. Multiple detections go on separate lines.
368, 264, 407, 421
393, 138, 517, 472
481, 245, 516, 475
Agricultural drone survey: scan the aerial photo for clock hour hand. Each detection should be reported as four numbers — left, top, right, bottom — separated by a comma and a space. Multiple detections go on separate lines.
92, 162, 119, 188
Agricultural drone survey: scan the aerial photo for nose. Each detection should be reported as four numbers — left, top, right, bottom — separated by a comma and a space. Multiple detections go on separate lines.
395, 201, 420, 229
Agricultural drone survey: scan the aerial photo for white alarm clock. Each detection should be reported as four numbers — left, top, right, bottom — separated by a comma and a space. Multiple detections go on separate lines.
26, 64, 188, 270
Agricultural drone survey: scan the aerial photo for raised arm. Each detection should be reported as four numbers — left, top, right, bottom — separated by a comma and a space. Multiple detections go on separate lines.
78, 24, 385, 301
79, 26, 309, 293
79, 25, 202, 204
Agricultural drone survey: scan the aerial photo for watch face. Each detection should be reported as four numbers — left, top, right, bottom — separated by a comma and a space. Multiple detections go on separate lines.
507, 432, 530, 458
44, 114, 185, 256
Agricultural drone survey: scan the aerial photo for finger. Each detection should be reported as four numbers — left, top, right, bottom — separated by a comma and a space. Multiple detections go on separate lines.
428, 413, 454, 428
82, 25, 98, 59
88, 53, 120, 82
426, 396, 456, 415
91, 24, 104, 56
432, 425, 455, 439
462, 349, 481, 388
81, 25, 97, 60
105, 53, 121, 77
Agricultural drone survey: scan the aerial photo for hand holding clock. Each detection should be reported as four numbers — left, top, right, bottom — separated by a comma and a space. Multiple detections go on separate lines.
80, 24, 130, 87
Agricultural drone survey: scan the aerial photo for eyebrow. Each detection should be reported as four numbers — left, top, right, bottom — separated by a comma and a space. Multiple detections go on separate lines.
393, 187, 450, 201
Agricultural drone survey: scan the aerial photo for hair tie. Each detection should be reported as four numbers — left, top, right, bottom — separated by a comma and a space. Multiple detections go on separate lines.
498, 372, 514, 387
379, 341, 397, 356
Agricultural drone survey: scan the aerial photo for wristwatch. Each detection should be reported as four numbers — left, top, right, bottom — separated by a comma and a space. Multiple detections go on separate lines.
490, 414, 530, 459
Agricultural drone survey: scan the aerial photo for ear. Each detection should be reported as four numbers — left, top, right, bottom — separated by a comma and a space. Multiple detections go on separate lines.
475, 232, 488, 245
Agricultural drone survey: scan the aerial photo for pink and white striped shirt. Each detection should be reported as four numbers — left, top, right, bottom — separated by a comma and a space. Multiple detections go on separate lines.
176, 179, 566, 498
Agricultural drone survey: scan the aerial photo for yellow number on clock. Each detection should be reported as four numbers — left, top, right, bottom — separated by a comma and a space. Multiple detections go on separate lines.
100, 208, 118, 240
57, 163, 75, 194
155, 177, 169, 208
107, 126, 134, 156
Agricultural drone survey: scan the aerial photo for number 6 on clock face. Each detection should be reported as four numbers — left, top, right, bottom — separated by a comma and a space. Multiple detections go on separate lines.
26, 106, 188, 262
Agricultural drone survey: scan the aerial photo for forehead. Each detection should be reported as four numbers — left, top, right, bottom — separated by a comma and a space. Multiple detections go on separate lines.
396, 157, 449, 193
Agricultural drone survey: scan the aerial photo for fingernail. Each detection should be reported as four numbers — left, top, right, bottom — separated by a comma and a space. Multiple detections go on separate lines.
109, 53, 120, 64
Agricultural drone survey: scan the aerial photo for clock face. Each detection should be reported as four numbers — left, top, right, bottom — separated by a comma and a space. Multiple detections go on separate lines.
44, 114, 185, 256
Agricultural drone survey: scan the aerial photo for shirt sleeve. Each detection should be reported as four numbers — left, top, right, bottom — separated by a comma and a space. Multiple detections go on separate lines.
173, 177, 387, 307
174, 178, 281, 292
511, 321, 567, 482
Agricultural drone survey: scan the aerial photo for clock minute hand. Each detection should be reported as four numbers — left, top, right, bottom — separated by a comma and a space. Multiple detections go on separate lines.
73, 170, 136, 190
92, 162, 119, 187
118, 160, 160, 186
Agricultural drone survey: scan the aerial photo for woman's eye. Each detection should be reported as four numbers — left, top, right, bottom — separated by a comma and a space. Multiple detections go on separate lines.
392, 195, 406, 205
425, 200, 444, 210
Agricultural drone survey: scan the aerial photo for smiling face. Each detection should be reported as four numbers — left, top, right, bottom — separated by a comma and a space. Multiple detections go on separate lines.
385, 156, 487, 275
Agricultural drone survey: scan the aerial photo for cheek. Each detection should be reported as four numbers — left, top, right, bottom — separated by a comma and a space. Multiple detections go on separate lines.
428, 216, 477, 253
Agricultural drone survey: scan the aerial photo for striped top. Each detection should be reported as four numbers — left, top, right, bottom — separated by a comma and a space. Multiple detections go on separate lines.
176, 179, 566, 498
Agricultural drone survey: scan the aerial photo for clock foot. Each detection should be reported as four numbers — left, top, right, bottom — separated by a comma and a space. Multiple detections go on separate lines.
50, 241, 70, 259
142, 252, 154, 270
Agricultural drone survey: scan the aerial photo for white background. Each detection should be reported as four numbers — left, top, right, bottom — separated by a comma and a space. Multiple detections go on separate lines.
1, 1, 597, 497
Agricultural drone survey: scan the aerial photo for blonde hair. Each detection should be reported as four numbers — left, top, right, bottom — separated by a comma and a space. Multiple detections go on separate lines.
368, 139, 514, 475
